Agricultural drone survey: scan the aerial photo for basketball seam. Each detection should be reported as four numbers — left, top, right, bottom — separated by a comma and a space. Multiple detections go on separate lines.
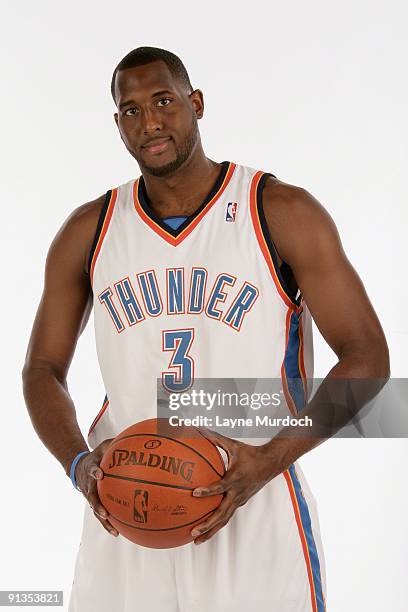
195, 429, 227, 471
108, 508, 217, 532
102, 472, 195, 491
109, 432, 225, 478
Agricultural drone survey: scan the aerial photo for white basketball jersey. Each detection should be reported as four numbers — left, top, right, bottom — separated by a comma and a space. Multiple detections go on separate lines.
87, 161, 314, 448
71, 162, 327, 612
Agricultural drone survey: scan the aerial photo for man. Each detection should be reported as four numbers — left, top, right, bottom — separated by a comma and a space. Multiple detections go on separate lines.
22, 46, 390, 611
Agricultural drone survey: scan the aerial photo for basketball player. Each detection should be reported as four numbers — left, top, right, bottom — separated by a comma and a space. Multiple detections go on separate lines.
22, 47, 390, 611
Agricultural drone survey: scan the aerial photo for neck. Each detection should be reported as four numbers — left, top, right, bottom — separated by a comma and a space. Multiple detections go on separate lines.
140, 146, 222, 218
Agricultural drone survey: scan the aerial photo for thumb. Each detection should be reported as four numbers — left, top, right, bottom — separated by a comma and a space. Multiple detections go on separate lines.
88, 438, 112, 479
88, 463, 104, 480
198, 427, 236, 454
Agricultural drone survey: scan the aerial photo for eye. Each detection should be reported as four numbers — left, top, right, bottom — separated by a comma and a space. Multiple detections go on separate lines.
157, 98, 172, 107
124, 107, 138, 116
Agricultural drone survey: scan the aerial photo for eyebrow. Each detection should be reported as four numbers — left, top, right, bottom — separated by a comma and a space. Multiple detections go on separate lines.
119, 90, 174, 110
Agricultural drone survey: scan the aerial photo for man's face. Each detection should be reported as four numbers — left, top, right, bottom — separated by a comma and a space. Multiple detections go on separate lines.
114, 61, 203, 177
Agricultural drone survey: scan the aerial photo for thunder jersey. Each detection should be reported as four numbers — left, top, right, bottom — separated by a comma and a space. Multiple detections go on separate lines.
87, 161, 314, 448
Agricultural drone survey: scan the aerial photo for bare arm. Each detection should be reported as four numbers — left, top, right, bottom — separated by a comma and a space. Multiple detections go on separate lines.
261, 178, 390, 456
22, 196, 102, 471
263, 177, 390, 377
190, 179, 391, 544
22, 194, 118, 536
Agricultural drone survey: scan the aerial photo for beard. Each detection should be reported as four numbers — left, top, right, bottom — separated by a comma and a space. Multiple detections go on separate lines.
140, 112, 199, 178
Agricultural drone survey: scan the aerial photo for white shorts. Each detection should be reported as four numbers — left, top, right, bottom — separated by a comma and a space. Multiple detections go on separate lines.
69, 461, 326, 612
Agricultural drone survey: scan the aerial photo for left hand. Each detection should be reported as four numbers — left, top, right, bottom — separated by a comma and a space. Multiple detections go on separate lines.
190, 429, 280, 544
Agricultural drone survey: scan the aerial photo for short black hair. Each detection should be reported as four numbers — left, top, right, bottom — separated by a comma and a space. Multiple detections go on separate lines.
111, 46, 193, 103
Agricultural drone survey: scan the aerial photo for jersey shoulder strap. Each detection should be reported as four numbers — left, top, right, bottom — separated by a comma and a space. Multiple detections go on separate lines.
254, 171, 301, 307
87, 188, 119, 285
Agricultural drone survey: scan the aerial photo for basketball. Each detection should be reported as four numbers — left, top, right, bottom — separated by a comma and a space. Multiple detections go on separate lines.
97, 418, 225, 548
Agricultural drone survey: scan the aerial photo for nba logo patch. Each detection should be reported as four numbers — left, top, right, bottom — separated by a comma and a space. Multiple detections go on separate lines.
226, 202, 237, 222
134, 489, 149, 523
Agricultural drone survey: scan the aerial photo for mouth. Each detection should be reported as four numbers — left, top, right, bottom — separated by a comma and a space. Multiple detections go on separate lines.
142, 137, 172, 155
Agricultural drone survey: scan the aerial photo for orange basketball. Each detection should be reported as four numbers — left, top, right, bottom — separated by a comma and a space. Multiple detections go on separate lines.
97, 418, 225, 548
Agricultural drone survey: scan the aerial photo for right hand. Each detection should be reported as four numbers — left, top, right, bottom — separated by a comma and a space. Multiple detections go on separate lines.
75, 439, 119, 537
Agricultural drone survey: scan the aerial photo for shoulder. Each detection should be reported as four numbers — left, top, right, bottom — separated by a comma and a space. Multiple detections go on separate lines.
260, 175, 341, 265
64, 192, 107, 231
49, 192, 108, 277
262, 175, 332, 226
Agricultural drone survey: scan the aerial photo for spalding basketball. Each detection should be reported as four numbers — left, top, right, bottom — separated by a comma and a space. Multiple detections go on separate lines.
97, 418, 225, 548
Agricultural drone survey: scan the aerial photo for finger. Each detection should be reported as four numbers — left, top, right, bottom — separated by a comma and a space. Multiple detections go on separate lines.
87, 439, 113, 475
192, 479, 227, 497
197, 429, 241, 472
88, 463, 104, 480
192, 502, 237, 543
87, 480, 109, 519
93, 511, 119, 537
198, 428, 237, 453
191, 492, 236, 537
98, 438, 114, 454
193, 468, 238, 497
193, 521, 228, 545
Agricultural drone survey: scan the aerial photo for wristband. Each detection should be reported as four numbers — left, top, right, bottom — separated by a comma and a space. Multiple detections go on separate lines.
69, 450, 90, 490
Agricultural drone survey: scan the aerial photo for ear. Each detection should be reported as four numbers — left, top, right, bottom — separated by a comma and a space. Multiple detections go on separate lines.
189, 89, 204, 120
114, 112, 119, 127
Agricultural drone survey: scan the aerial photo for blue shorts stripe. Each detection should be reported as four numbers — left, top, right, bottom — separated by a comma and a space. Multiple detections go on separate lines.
289, 464, 326, 611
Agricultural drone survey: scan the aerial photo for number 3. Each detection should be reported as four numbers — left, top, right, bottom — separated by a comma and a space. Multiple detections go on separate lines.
162, 328, 195, 392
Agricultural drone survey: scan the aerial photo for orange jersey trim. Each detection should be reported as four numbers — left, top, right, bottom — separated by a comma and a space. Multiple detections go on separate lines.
133, 162, 236, 246
88, 397, 110, 436
281, 307, 309, 415
297, 310, 309, 398
283, 469, 324, 612
249, 171, 302, 313
90, 188, 118, 286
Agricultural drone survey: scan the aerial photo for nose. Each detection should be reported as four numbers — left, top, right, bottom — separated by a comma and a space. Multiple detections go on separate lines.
141, 108, 162, 134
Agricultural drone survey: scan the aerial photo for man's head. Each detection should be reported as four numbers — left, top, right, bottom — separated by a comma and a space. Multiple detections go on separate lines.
112, 47, 204, 177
